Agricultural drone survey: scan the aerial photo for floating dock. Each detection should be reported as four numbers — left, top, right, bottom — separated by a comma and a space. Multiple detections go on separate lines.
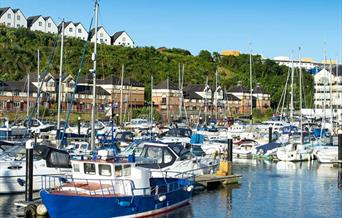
195, 174, 242, 189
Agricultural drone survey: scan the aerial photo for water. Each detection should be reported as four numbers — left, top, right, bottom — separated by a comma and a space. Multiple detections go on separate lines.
1, 160, 342, 218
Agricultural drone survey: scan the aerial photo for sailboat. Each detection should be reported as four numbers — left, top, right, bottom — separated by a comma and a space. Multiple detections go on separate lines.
276, 48, 313, 162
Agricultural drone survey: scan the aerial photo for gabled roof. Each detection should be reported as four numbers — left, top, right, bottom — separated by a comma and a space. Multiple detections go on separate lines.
22, 72, 56, 83
58, 21, 74, 29
0, 7, 12, 17
97, 75, 144, 87
76, 85, 110, 96
184, 84, 208, 100
226, 93, 241, 101
27, 15, 43, 27
154, 79, 178, 90
0, 81, 38, 92
73, 22, 86, 30
227, 83, 249, 93
89, 26, 110, 38
43, 16, 57, 27
253, 83, 268, 94
111, 31, 134, 44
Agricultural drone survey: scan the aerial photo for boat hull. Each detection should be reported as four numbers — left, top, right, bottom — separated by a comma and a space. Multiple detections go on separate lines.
40, 186, 192, 218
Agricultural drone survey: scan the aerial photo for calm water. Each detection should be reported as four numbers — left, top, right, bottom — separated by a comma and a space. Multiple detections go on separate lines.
1, 160, 342, 218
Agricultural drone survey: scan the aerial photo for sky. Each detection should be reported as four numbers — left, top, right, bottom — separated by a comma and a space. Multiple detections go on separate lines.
0, 0, 341, 62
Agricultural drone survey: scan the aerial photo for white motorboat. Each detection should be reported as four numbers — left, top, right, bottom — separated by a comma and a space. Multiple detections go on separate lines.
276, 143, 313, 162
315, 146, 338, 163
0, 145, 66, 194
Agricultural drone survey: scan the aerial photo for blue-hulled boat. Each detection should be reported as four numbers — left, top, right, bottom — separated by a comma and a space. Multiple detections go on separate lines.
39, 150, 194, 218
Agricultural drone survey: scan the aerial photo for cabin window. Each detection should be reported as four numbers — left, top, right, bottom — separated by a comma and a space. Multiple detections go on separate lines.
99, 164, 111, 176
73, 164, 80, 172
163, 149, 173, 164
84, 163, 96, 175
145, 146, 163, 164
115, 165, 122, 177
123, 165, 131, 176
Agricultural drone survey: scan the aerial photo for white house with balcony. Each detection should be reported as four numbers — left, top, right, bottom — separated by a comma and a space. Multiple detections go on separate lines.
0, 7, 15, 27
90, 26, 111, 45
43, 16, 58, 34
111, 31, 134, 48
13, 9, 27, 28
27, 15, 46, 32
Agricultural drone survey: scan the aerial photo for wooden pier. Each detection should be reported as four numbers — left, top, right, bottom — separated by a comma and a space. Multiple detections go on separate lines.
195, 174, 242, 190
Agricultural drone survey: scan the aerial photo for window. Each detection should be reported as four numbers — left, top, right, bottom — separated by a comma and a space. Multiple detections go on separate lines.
39, 21, 42, 26
13, 91, 20, 96
13, 102, 20, 108
16, 24, 20, 28
99, 164, 112, 176
123, 165, 131, 176
7, 23, 10, 26
115, 165, 122, 177
145, 146, 163, 164
17, 15, 20, 20
69, 27, 73, 32
100, 33, 103, 37
122, 37, 126, 41
47, 79, 54, 87
84, 163, 96, 175
163, 149, 173, 164
73, 164, 80, 172
78, 28, 82, 33
161, 96, 166, 105
7, 13, 11, 19
48, 23, 51, 28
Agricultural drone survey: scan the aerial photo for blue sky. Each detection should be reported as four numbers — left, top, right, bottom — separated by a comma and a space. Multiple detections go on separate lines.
0, 0, 341, 62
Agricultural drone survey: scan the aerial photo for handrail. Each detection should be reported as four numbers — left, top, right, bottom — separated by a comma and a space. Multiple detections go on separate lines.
40, 175, 191, 197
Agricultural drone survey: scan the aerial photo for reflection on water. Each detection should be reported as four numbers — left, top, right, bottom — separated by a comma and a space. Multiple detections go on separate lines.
1, 161, 341, 218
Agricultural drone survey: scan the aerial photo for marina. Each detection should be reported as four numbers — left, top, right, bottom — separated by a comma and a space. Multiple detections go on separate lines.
0, 0, 342, 217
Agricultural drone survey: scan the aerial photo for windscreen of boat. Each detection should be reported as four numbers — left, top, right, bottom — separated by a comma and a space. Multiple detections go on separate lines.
169, 143, 194, 160
163, 128, 192, 138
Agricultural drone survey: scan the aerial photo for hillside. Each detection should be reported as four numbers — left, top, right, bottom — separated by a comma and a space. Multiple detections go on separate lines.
0, 26, 314, 108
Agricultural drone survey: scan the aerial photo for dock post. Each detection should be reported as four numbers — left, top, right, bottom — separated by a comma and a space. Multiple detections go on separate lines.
25, 136, 34, 202
338, 129, 342, 166
268, 127, 272, 143
77, 116, 81, 135
228, 138, 233, 162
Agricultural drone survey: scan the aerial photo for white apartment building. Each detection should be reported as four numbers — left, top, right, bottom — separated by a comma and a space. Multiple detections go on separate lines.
314, 66, 342, 109
0, 7, 15, 28
43, 16, 58, 34
273, 56, 323, 70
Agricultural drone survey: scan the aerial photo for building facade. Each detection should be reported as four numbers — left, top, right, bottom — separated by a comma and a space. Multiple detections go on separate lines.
111, 31, 134, 48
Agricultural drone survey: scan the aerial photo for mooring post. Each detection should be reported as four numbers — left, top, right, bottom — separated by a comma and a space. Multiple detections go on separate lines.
269, 127, 273, 143
25, 136, 34, 202
77, 116, 81, 135
338, 129, 342, 167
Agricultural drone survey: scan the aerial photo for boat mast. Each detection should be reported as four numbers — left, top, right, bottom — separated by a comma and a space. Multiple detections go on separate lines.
299, 47, 303, 143
215, 69, 218, 120
119, 64, 124, 126
329, 60, 333, 133
26, 73, 30, 117
37, 49, 40, 119
290, 50, 294, 124
249, 43, 253, 124
57, 20, 65, 132
150, 76, 153, 126
166, 76, 169, 123
204, 76, 208, 124
91, 0, 99, 150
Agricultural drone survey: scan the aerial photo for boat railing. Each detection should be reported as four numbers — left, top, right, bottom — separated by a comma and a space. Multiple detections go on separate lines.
40, 175, 151, 197
41, 175, 192, 197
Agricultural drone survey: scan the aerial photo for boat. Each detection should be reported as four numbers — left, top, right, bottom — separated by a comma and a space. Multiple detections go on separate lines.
276, 142, 313, 162
0, 117, 27, 140
0, 144, 67, 194
40, 150, 194, 218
